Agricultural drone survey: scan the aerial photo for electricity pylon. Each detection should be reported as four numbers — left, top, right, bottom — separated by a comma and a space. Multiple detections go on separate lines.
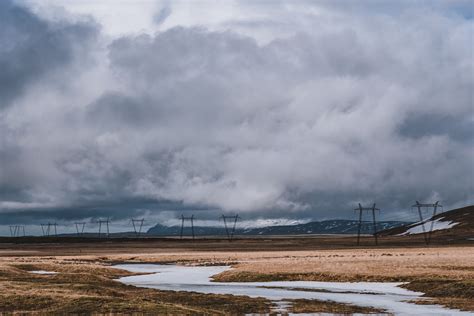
221, 214, 239, 242
180, 215, 195, 240
412, 201, 442, 245
354, 203, 380, 246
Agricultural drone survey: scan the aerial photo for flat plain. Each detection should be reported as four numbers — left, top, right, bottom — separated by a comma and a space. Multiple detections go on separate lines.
0, 235, 472, 314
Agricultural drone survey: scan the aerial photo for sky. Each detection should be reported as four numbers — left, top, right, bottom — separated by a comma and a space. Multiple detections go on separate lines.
0, 0, 473, 235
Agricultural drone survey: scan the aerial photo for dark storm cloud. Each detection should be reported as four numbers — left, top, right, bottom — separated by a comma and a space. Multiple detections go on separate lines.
0, 198, 187, 225
86, 93, 158, 128
0, 1, 472, 228
399, 114, 474, 143
0, 0, 100, 223
0, 0, 97, 109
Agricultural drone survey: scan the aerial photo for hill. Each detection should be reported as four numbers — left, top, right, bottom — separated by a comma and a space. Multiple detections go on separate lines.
379, 205, 474, 240
146, 219, 409, 236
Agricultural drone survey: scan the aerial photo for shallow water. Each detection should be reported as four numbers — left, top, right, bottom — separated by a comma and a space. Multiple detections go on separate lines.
29, 270, 58, 275
115, 264, 472, 315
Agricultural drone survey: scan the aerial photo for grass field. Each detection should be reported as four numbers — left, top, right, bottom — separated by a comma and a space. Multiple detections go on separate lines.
0, 236, 472, 314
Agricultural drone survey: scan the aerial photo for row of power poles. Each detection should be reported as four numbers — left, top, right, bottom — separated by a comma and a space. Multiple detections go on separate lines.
179, 214, 240, 242
9, 215, 240, 240
5, 203, 442, 244
7, 218, 146, 238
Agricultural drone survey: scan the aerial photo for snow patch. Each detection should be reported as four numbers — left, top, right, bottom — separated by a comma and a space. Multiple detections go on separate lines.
114, 264, 471, 315
397, 218, 459, 236
30, 270, 58, 275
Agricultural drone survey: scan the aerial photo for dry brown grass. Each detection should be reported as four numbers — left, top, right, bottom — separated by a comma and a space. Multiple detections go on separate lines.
402, 279, 474, 311
289, 299, 389, 314
0, 260, 272, 314
0, 239, 472, 314
210, 247, 474, 282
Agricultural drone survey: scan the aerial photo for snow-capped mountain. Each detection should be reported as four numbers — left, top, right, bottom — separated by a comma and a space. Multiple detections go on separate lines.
146, 219, 409, 236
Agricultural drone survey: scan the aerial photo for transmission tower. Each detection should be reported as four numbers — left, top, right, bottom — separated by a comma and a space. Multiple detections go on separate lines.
131, 218, 145, 237
411, 201, 442, 245
97, 218, 110, 238
9, 225, 17, 237
9, 225, 25, 237
354, 203, 380, 246
74, 222, 86, 237
180, 214, 195, 240
40, 223, 57, 236
40, 224, 47, 236
221, 214, 240, 242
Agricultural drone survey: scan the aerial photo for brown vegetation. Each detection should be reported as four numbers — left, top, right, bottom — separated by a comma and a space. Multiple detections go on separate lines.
289, 299, 388, 314
0, 236, 472, 314
402, 279, 474, 311
0, 261, 272, 314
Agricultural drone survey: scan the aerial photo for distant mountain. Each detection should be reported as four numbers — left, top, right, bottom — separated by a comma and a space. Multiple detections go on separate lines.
146, 219, 409, 236
379, 205, 474, 239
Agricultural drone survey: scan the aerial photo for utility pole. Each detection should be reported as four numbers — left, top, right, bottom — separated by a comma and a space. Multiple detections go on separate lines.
354, 203, 380, 246
97, 218, 110, 238
180, 214, 195, 240
221, 214, 240, 242
131, 218, 145, 237
9, 225, 16, 237
412, 201, 442, 245
40, 223, 57, 236
9, 225, 24, 237
40, 223, 47, 236
74, 222, 86, 237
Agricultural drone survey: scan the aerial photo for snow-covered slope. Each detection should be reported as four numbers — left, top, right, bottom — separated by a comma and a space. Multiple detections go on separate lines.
397, 217, 459, 236
380, 205, 473, 240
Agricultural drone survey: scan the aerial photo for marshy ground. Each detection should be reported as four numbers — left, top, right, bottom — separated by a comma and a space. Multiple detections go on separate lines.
0, 236, 472, 314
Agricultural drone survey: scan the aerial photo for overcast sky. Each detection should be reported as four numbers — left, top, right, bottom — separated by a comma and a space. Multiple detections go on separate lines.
0, 0, 472, 234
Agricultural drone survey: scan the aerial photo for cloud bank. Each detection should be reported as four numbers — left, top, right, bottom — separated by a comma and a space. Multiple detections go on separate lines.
0, 0, 472, 226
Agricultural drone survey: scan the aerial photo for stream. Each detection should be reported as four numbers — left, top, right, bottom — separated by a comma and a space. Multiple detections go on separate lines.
114, 264, 472, 315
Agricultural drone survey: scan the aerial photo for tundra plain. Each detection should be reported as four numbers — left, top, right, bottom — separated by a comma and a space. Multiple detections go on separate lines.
0, 236, 472, 314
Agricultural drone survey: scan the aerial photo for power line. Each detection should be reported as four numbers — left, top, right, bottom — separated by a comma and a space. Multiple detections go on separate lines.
221, 214, 240, 242
354, 203, 380, 246
40, 223, 57, 236
180, 214, 195, 240
411, 201, 442, 245
131, 218, 145, 237
74, 222, 86, 237
97, 218, 110, 238
9, 225, 25, 237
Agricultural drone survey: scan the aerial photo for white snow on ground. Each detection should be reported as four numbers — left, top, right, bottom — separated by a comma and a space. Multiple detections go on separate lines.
114, 264, 472, 315
29, 270, 58, 275
397, 218, 459, 236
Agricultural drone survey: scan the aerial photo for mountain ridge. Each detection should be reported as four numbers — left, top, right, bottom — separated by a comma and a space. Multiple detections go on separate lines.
146, 219, 409, 236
